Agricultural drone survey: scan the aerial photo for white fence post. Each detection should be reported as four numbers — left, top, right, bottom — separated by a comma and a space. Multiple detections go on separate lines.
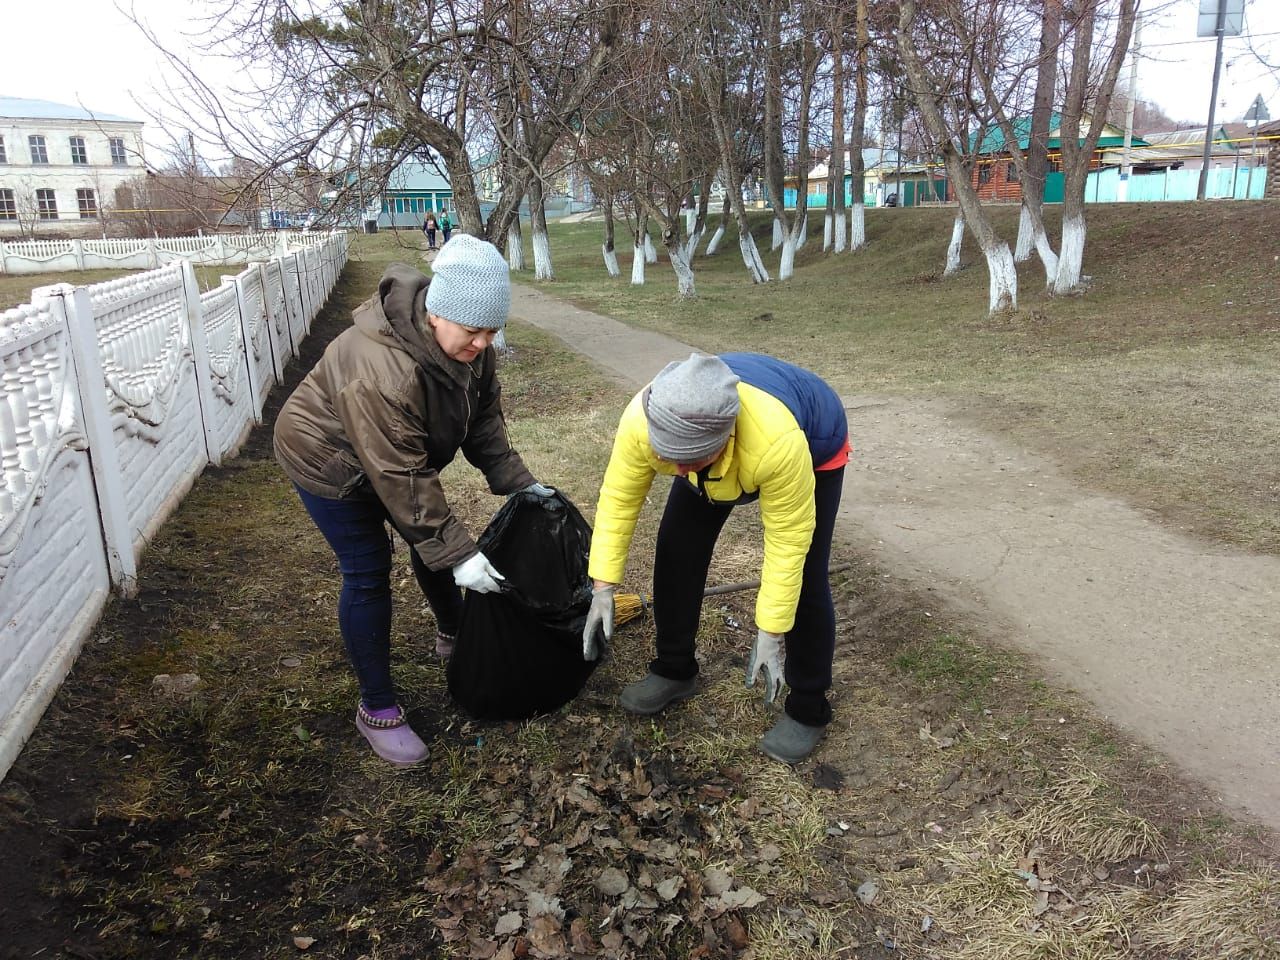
34, 283, 139, 597
230, 273, 266, 425
71, 239, 86, 271
180, 260, 221, 467
258, 261, 290, 378
0, 239, 8, 275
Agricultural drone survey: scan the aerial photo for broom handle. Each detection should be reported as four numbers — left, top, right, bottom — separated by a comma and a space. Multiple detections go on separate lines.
701, 561, 855, 597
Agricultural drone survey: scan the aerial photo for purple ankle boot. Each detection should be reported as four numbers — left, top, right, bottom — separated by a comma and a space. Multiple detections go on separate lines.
355, 703, 428, 767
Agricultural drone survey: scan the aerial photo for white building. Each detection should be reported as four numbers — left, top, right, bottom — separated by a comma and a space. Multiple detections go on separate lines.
0, 96, 147, 237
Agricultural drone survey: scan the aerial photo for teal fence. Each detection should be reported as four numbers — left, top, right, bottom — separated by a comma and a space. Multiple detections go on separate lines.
781, 166, 1267, 209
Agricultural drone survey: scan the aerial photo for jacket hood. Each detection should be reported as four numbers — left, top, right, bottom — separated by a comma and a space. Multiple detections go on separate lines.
352, 262, 479, 389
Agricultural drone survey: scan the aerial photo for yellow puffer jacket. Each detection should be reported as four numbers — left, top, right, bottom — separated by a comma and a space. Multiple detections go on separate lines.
588, 383, 816, 634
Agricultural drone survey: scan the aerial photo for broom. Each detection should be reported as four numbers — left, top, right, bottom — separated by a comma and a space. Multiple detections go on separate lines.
612, 562, 854, 629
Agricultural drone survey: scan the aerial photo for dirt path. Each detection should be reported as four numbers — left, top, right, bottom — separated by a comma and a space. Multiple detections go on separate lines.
510, 283, 1280, 831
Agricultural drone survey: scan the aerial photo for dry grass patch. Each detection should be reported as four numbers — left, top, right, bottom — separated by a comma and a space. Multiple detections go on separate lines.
1145, 865, 1280, 960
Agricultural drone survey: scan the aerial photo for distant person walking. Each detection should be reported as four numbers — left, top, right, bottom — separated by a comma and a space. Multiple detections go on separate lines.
440, 209, 453, 244
423, 212, 439, 250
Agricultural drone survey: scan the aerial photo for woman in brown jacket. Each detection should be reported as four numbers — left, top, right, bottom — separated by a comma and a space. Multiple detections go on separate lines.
274, 235, 552, 767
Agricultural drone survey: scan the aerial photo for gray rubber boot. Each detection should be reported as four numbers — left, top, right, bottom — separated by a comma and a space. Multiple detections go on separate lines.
619, 672, 697, 715
759, 714, 826, 764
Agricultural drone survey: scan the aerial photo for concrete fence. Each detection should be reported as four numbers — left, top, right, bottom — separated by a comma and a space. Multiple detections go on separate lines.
0, 231, 349, 781
0, 230, 331, 276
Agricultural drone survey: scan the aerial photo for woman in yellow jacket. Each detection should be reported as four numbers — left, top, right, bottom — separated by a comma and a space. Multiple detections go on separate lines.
583, 353, 849, 763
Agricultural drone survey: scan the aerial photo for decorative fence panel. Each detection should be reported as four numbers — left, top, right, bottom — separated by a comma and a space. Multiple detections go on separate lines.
0, 231, 319, 276
89, 267, 209, 553
0, 300, 113, 779
281, 254, 307, 355
262, 260, 295, 373
0, 232, 349, 781
198, 282, 255, 461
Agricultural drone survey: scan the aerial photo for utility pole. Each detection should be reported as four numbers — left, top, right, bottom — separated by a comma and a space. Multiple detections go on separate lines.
1118, 13, 1141, 202
1197, 0, 1227, 201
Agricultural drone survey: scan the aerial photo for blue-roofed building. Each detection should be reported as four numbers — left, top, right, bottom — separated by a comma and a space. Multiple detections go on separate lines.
377, 159, 454, 230
0, 96, 147, 235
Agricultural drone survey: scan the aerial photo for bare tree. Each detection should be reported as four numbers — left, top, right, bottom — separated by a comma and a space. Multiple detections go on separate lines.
897, 0, 1017, 313
824, 7, 848, 253
762, 0, 822, 280
1053, 0, 1137, 293
692, 0, 769, 282
136, 0, 617, 247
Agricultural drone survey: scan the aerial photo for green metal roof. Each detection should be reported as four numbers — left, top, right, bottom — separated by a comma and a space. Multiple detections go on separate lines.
971, 112, 1147, 154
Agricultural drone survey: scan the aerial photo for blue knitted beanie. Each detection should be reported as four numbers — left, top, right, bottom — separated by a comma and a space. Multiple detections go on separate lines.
425, 234, 510, 329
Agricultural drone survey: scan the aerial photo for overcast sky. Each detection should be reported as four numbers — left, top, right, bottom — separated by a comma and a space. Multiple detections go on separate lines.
3, 0, 1278, 164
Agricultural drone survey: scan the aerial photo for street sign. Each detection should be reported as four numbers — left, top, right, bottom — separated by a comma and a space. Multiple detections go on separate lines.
1244, 94, 1271, 124
1197, 0, 1244, 37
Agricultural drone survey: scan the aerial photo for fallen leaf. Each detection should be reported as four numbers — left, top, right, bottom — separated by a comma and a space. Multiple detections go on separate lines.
596, 867, 630, 897
757, 843, 782, 863
716, 886, 765, 909
293, 936, 316, 950
657, 875, 685, 901
172, 866, 193, 879
495, 913, 523, 937
724, 914, 749, 949
856, 880, 880, 905
703, 867, 732, 897
528, 914, 565, 955
568, 918, 596, 953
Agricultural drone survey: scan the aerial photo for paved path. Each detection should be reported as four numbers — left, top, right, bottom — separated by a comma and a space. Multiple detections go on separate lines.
510, 283, 1280, 831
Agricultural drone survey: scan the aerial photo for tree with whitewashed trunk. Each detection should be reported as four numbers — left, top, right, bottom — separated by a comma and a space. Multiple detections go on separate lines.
943, 212, 965, 277
846, 0, 871, 252
969, 0, 1061, 285
506, 221, 525, 271
598, 185, 621, 277
762, 0, 821, 281
528, 178, 553, 281
1052, 0, 1137, 295
824, 7, 848, 254
630, 209, 648, 285
690, 12, 769, 283
643, 232, 658, 263
897, 1, 1016, 314
705, 193, 729, 256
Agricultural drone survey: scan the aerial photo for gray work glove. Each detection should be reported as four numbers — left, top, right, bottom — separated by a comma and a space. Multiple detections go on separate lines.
583, 584, 615, 661
452, 551, 505, 594
745, 628, 785, 703
519, 482, 556, 497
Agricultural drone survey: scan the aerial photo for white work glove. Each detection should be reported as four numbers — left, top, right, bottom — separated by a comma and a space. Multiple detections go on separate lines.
452, 551, 505, 594
582, 584, 615, 661
519, 482, 556, 497
746, 629, 785, 704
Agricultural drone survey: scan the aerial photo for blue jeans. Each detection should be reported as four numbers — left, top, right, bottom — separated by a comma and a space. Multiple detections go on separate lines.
294, 485, 462, 709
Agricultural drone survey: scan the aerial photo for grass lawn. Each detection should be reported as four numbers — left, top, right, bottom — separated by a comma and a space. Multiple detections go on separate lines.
529, 202, 1280, 554
1, 265, 292, 312
3, 227, 1277, 959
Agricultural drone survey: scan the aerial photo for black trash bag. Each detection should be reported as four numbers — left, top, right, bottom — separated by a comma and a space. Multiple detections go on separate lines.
447, 490, 597, 720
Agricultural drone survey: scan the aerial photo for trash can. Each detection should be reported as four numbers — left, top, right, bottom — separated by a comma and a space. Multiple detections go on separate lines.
363, 219, 378, 234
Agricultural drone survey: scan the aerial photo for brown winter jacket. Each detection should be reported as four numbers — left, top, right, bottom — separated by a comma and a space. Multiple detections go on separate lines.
273, 262, 534, 570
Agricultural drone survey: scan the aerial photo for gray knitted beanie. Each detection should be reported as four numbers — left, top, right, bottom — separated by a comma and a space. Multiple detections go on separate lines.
424, 234, 510, 329
643, 353, 741, 462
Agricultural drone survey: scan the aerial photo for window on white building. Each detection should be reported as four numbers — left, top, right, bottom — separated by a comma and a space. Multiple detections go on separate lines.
30, 135, 48, 164
0, 189, 15, 220
0, 137, 7, 164
36, 188, 58, 219
109, 137, 128, 165
70, 136, 88, 165
77, 188, 98, 219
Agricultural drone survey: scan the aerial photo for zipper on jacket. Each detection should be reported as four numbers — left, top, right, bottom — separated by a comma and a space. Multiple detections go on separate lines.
410, 468, 420, 522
